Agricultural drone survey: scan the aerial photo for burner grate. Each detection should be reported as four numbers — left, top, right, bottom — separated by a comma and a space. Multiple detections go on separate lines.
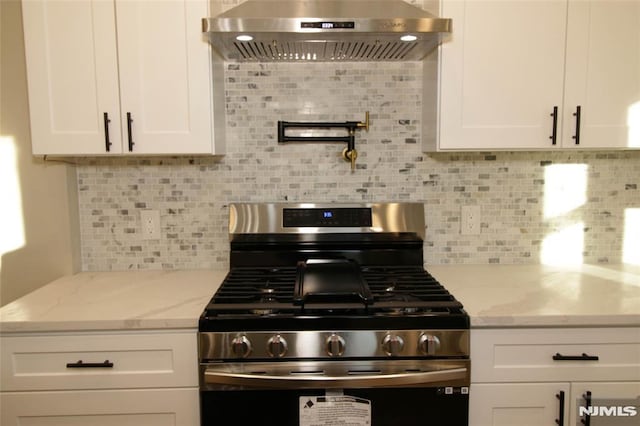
362, 266, 459, 305
211, 266, 297, 304
205, 265, 463, 317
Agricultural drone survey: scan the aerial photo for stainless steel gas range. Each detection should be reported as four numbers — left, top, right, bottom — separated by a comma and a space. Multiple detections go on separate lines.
198, 203, 470, 426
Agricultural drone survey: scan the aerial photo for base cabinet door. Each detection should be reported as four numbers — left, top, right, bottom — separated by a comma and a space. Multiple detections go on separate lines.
469, 383, 569, 426
569, 382, 640, 426
0, 388, 199, 426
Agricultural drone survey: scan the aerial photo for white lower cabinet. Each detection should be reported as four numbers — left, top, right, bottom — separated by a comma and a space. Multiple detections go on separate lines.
1, 388, 199, 426
470, 383, 569, 426
0, 330, 200, 426
469, 328, 640, 426
568, 382, 640, 426
470, 382, 640, 426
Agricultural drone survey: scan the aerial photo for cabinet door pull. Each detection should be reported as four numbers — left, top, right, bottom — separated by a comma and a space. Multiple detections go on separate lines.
572, 105, 581, 145
126, 112, 135, 151
66, 360, 114, 368
580, 390, 592, 426
549, 106, 558, 145
552, 352, 599, 361
103, 112, 112, 152
555, 391, 565, 425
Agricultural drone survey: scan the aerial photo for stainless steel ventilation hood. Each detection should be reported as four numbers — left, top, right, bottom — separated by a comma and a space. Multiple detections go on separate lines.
203, 0, 451, 62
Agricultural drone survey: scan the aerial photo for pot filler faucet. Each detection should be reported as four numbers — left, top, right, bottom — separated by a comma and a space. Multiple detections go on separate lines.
277, 111, 369, 171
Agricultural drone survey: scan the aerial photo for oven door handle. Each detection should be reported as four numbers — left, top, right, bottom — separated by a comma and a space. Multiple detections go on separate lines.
204, 366, 468, 389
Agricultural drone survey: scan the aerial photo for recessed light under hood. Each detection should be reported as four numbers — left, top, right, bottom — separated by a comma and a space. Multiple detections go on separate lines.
202, 0, 451, 62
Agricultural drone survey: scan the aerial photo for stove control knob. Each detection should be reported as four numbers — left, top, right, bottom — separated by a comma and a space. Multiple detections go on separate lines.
231, 335, 252, 358
266, 334, 288, 358
326, 334, 346, 357
418, 333, 441, 356
382, 333, 405, 356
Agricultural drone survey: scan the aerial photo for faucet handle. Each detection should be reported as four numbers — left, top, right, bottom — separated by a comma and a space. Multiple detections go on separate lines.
349, 148, 358, 171
357, 111, 369, 132
342, 147, 358, 171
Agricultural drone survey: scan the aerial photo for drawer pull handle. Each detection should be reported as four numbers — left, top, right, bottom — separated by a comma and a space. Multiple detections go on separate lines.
552, 353, 599, 361
66, 360, 114, 368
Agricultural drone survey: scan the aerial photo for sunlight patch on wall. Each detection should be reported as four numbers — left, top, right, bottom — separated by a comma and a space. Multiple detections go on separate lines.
543, 164, 588, 219
623, 208, 640, 265
0, 136, 26, 255
541, 164, 588, 265
628, 101, 640, 148
541, 223, 585, 266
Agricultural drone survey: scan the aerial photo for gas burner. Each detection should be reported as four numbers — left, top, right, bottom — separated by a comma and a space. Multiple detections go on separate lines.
251, 308, 276, 315
260, 287, 276, 296
375, 291, 421, 303
376, 307, 422, 316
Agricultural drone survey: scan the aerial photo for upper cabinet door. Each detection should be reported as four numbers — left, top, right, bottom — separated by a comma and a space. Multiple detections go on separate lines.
22, 0, 123, 155
562, 0, 640, 149
115, 0, 214, 155
437, 0, 568, 151
22, 0, 222, 156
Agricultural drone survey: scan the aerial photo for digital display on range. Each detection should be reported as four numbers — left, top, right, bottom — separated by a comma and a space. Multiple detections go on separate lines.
283, 208, 372, 227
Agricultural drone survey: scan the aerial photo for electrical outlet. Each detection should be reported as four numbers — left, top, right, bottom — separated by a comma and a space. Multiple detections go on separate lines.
140, 210, 161, 240
460, 205, 481, 235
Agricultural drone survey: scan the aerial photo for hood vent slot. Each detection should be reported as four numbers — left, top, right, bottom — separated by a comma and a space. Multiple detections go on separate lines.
232, 40, 419, 62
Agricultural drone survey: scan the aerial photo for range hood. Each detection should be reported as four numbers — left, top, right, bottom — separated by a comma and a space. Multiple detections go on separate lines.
203, 0, 451, 62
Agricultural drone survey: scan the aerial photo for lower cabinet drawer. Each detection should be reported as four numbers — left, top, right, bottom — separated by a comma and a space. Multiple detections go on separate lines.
471, 327, 640, 382
0, 388, 200, 426
0, 331, 198, 391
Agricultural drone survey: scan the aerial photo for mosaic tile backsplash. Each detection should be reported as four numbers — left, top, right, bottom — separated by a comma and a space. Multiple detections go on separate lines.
76, 60, 640, 271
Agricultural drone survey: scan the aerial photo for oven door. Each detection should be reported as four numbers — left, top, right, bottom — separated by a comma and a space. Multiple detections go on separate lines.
200, 359, 469, 426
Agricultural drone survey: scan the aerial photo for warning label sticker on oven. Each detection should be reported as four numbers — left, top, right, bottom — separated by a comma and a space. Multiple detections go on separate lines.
300, 395, 371, 426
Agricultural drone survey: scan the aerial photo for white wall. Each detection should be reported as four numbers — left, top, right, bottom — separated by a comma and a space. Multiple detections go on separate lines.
0, 0, 80, 306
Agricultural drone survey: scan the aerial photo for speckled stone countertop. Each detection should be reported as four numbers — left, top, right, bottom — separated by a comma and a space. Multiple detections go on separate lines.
428, 264, 640, 328
1, 265, 638, 334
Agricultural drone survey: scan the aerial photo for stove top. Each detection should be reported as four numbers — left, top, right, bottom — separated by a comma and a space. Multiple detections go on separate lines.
205, 264, 462, 313
199, 263, 468, 332
199, 203, 469, 332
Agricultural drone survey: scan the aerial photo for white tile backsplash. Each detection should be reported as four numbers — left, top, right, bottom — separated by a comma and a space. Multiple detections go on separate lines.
76, 61, 640, 271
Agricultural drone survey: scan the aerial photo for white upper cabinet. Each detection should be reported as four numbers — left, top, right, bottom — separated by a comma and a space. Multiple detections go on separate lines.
563, 0, 640, 149
22, 0, 225, 156
22, 0, 123, 155
432, 0, 640, 151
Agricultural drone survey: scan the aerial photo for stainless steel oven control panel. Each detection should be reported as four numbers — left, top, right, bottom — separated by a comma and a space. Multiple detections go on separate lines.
199, 329, 469, 361
229, 202, 425, 238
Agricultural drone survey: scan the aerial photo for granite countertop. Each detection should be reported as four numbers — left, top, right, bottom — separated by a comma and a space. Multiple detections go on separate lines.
1, 265, 639, 334
0, 270, 227, 333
